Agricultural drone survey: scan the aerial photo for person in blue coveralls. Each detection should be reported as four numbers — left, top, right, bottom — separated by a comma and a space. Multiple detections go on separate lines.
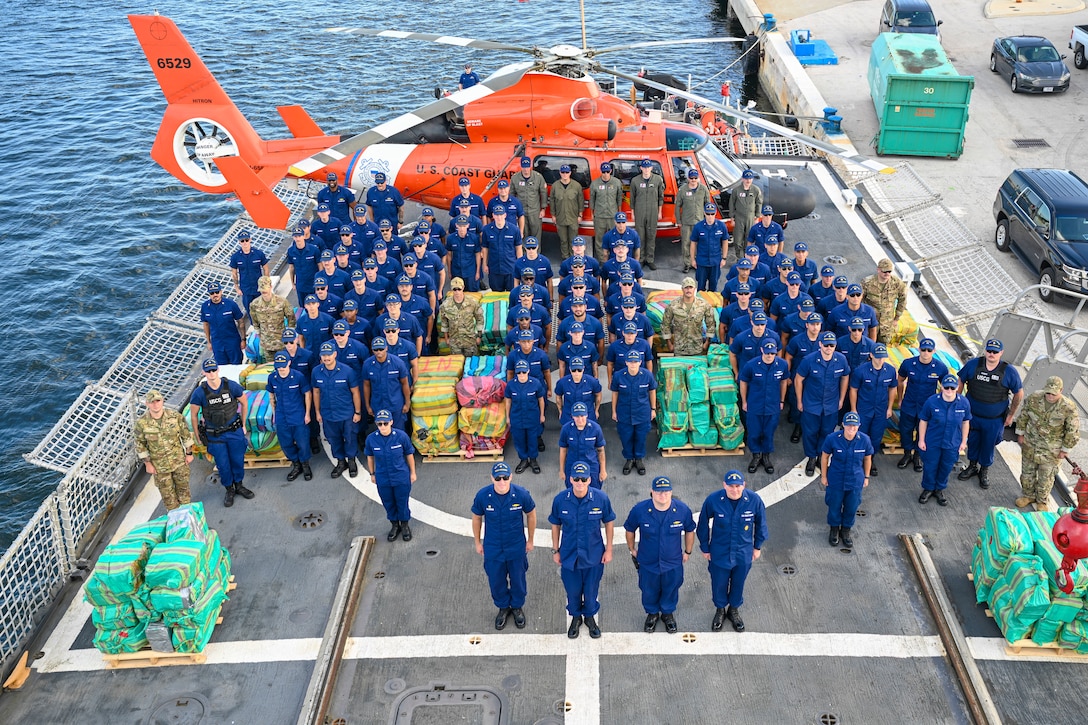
896, 337, 948, 473
697, 470, 767, 633
747, 204, 784, 249
956, 337, 1024, 490
449, 177, 487, 223
487, 179, 524, 232
829, 284, 879, 339
558, 402, 608, 489
836, 318, 878, 373
472, 461, 537, 630
296, 294, 334, 352
809, 264, 837, 306
821, 411, 873, 548
459, 63, 481, 90
506, 360, 547, 475
351, 206, 381, 258
189, 359, 253, 508
606, 321, 653, 381
793, 242, 818, 288
690, 203, 730, 292
446, 215, 483, 292
317, 172, 356, 223
482, 205, 523, 292
361, 337, 411, 433
200, 281, 245, 366
282, 328, 321, 455
624, 475, 696, 634
611, 349, 657, 477
739, 339, 790, 475
365, 409, 417, 542
918, 374, 973, 507
286, 226, 321, 302
365, 172, 404, 232
555, 357, 602, 425
266, 351, 313, 483
557, 322, 600, 378
601, 212, 642, 263
311, 204, 343, 251
848, 343, 898, 477
550, 462, 616, 639
795, 331, 850, 476
784, 312, 824, 444
311, 341, 361, 479
229, 230, 269, 315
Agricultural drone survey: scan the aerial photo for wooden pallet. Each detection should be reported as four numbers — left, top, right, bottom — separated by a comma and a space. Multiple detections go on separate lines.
1005, 640, 1088, 659
422, 448, 505, 463
244, 452, 291, 469
886, 446, 905, 455
661, 443, 745, 458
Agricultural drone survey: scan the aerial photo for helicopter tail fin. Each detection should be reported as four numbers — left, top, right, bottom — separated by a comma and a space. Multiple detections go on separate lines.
129, 14, 292, 228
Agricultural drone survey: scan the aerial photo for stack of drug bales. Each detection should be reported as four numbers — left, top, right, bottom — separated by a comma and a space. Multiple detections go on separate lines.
410, 355, 464, 455
457, 356, 509, 454
972, 507, 1088, 650
478, 291, 510, 355
656, 356, 731, 450
84, 503, 232, 655
706, 344, 745, 450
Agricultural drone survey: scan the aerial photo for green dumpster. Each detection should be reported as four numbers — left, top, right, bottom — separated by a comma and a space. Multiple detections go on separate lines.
868, 33, 974, 159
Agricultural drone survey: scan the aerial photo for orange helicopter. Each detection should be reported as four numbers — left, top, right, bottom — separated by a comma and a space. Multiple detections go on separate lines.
129, 14, 888, 232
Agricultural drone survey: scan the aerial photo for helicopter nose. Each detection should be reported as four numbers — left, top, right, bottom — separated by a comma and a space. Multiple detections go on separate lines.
765, 178, 816, 226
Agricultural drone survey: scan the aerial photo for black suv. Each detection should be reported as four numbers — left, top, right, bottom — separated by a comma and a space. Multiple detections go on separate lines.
993, 168, 1088, 302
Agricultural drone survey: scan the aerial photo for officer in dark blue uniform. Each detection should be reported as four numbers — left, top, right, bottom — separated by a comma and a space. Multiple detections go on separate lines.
446, 215, 482, 292
820, 412, 873, 548
558, 402, 608, 489
836, 318, 878, 371
365, 409, 417, 541
729, 312, 781, 383
351, 207, 381, 258
507, 330, 552, 391
459, 63, 480, 89
606, 321, 653, 381
818, 276, 850, 318
515, 237, 554, 295
506, 360, 547, 475
784, 312, 823, 443
200, 282, 245, 365
507, 268, 551, 310
556, 298, 606, 353
266, 351, 313, 482
448, 199, 485, 239
365, 173, 404, 231
611, 350, 657, 476
549, 463, 616, 639
829, 284, 879, 338
189, 359, 253, 507
282, 329, 321, 455
769, 272, 813, 322
555, 358, 602, 425
779, 298, 817, 347
739, 339, 790, 475
808, 264, 837, 306
229, 230, 269, 315
472, 462, 537, 630
848, 343, 898, 476
286, 226, 321, 302
896, 338, 948, 472
310, 204, 343, 251
505, 309, 544, 352
361, 337, 411, 432
311, 341, 362, 479
624, 475, 696, 634
371, 237, 404, 284
689, 202, 731, 292
956, 338, 1024, 489
795, 331, 850, 476
482, 206, 523, 292
343, 274, 383, 328
486, 180, 524, 227
330, 319, 366, 376
373, 294, 424, 355
296, 294, 334, 352
317, 172, 356, 223
918, 374, 973, 506
793, 242, 818, 288
697, 470, 767, 633
601, 213, 642, 262
448, 177, 487, 222
559, 237, 602, 279
557, 323, 600, 377
727, 299, 777, 342
747, 205, 785, 252
313, 273, 344, 318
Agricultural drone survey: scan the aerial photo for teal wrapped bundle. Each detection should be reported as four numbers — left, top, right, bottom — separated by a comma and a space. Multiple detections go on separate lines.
245, 390, 274, 433
170, 618, 217, 653
1031, 618, 1063, 646
83, 539, 154, 606
166, 503, 208, 544
657, 430, 690, 449
972, 542, 1002, 604
1058, 614, 1088, 653
707, 343, 731, 369
690, 428, 719, 447
245, 329, 264, 364
719, 425, 744, 450
981, 507, 1033, 564
659, 367, 689, 434
988, 553, 1050, 643
127, 518, 167, 546
146, 531, 220, 591
91, 602, 139, 630
686, 366, 710, 404
163, 578, 229, 629
689, 402, 713, 433
93, 618, 149, 654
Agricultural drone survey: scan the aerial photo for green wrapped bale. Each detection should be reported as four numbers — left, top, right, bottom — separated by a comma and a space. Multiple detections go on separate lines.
163, 578, 229, 629
166, 502, 208, 544
707, 343, 731, 369
1059, 614, 1088, 653
658, 430, 690, 449
972, 542, 1002, 604
690, 428, 719, 448
980, 507, 1033, 565
689, 402, 713, 433
127, 518, 167, 546
83, 540, 154, 606
91, 602, 139, 631
92, 618, 149, 655
1031, 618, 1063, 646
988, 554, 1050, 643
686, 365, 710, 403
145, 530, 220, 591
719, 425, 744, 451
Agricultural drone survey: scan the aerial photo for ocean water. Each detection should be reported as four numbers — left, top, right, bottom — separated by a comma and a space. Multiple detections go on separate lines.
0, 0, 761, 549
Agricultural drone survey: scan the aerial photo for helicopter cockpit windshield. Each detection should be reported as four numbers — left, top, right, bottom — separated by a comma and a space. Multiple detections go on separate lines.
693, 135, 745, 192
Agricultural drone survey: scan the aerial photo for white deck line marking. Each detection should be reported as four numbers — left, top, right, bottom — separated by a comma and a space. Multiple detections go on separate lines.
35, 479, 162, 673
565, 652, 600, 725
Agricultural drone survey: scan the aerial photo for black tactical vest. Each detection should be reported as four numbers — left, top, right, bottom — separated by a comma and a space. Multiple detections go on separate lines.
968, 360, 1009, 405
200, 381, 238, 431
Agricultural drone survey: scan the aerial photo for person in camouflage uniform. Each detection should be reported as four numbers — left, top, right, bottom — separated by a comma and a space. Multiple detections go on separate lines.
661, 277, 717, 356
249, 276, 296, 358
861, 258, 908, 345
134, 389, 195, 510
439, 277, 483, 356
589, 163, 624, 264
1015, 376, 1080, 511
675, 170, 712, 273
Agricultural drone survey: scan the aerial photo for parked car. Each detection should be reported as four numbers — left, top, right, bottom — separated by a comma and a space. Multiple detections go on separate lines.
1070, 24, 1088, 69
990, 36, 1071, 93
993, 169, 1088, 303
878, 0, 941, 39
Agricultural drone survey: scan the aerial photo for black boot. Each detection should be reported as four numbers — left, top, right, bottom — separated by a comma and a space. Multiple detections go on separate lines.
869, 463, 878, 477
511, 607, 526, 628
234, 481, 255, 499
897, 450, 913, 469
978, 466, 990, 489
644, 613, 660, 633
330, 459, 347, 478
958, 461, 979, 480
912, 451, 923, 472
401, 521, 413, 541
515, 459, 530, 474
662, 613, 678, 634
567, 616, 582, 639
635, 458, 646, 475
829, 526, 840, 546
748, 452, 762, 473
805, 457, 817, 476
763, 453, 774, 474
301, 462, 313, 481
790, 424, 802, 443
495, 608, 510, 630
530, 458, 541, 474
286, 462, 302, 481
346, 458, 358, 477
841, 527, 854, 548
584, 615, 601, 638
623, 459, 633, 475
223, 484, 235, 508
538, 436, 546, 452
386, 521, 402, 542
726, 607, 745, 632
712, 607, 728, 632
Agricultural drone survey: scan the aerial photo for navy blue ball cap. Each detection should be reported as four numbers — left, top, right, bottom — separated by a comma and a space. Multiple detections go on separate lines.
383, 318, 399, 331
704, 203, 717, 213
807, 313, 823, 324
849, 317, 865, 331
378, 219, 393, 230
761, 339, 778, 352
517, 329, 534, 340
752, 312, 768, 324
736, 259, 753, 270
331, 320, 348, 333
319, 250, 334, 261
843, 412, 861, 426
370, 337, 388, 350
385, 293, 401, 303
614, 212, 627, 223
820, 331, 837, 344
516, 308, 531, 319
374, 172, 387, 183
274, 353, 290, 368
559, 164, 572, 173
326, 172, 338, 181
319, 341, 335, 355
724, 470, 745, 485
493, 461, 511, 476
421, 207, 434, 216
821, 265, 835, 276
833, 276, 849, 288
304, 294, 319, 304
455, 215, 470, 225
207, 281, 222, 293
497, 179, 510, 188
201, 358, 219, 372
571, 296, 587, 306
281, 328, 298, 342
623, 321, 639, 333
847, 283, 863, 295
459, 176, 470, 185
639, 158, 653, 167
313, 276, 328, 287
572, 461, 590, 476
687, 169, 699, 179
572, 402, 589, 416
316, 204, 330, 213
985, 338, 1004, 352
873, 344, 888, 358
375, 409, 393, 422
652, 476, 672, 491
800, 298, 815, 309
514, 360, 530, 372
795, 242, 808, 252
238, 229, 252, 240
520, 156, 531, 167
741, 169, 755, 179
339, 225, 353, 235
918, 338, 936, 351
569, 357, 585, 371
625, 350, 643, 363
524, 237, 539, 248
572, 236, 586, 247
342, 299, 358, 311
570, 321, 585, 333
601, 162, 613, 172
491, 205, 506, 214
761, 204, 774, 215
351, 269, 365, 280
942, 374, 959, 388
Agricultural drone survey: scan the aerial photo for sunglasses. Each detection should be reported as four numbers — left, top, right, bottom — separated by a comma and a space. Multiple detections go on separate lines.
985, 350, 1000, 355
821, 343, 836, 348
376, 421, 392, 426
848, 293, 862, 298
942, 386, 957, 390
572, 477, 590, 483
494, 475, 511, 481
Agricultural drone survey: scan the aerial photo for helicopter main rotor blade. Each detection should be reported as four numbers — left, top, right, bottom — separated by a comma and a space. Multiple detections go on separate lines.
591, 37, 747, 56
326, 27, 535, 54
289, 61, 535, 178
603, 65, 892, 175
